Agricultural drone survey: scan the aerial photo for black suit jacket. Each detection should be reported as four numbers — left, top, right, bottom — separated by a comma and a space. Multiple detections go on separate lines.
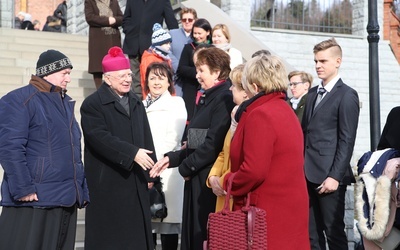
302, 79, 359, 185
122, 0, 178, 57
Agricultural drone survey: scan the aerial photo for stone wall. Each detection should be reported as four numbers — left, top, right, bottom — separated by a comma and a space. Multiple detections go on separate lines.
251, 27, 400, 163
221, 0, 251, 30
0, 0, 13, 28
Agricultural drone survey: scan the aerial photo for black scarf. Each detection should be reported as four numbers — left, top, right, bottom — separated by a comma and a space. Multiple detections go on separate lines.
234, 92, 265, 123
106, 85, 130, 116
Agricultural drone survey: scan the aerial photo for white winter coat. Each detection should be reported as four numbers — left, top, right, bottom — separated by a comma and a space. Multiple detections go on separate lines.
144, 91, 187, 223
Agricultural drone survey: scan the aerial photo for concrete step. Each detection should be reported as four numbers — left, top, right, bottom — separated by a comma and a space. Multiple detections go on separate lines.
0, 50, 88, 67
0, 58, 16, 66
0, 28, 88, 44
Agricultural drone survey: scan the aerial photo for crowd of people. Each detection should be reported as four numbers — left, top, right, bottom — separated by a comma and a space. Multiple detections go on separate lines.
2, 1, 400, 250
14, 0, 67, 32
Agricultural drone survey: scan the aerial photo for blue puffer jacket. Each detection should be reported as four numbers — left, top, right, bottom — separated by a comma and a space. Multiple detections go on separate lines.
0, 75, 89, 208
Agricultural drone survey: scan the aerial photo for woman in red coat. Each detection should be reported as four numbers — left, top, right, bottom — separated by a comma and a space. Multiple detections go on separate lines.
224, 55, 310, 250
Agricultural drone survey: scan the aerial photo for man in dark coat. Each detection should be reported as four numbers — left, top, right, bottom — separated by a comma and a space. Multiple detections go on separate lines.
0, 49, 89, 249
54, 0, 67, 32
81, 46, 157, 250
287, 70, 313, 122
122, 0, 178, 99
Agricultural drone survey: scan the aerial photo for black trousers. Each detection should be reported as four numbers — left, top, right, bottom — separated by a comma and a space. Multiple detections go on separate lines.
307, 181, 348, 250
0, 206, 77, 250
153, 233, 178, 250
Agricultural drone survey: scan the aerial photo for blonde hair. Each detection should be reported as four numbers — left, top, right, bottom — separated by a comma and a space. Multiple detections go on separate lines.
288, 71, 313, 90
211, 24, 231, 43
242, 55, 287, 96
230, 64, 245, 91
313, 37, 342, 58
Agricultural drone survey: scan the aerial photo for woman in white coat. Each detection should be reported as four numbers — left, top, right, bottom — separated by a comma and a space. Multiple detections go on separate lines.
143, 62, 187, 250
211, 23, 243, 69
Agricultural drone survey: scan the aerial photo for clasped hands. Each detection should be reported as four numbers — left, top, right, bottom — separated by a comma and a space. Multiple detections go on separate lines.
135, 149, 190, 181
149, 156, 191, 181
149, 156, 170, 178
134, 148, 169, 176
135, 148, 155, 171
209, 176, 226, 197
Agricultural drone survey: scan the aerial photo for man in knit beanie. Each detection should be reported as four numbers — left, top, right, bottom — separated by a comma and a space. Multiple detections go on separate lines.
0, 49, 89, 249
81, 46, 157, 249
139, 23, 173, 99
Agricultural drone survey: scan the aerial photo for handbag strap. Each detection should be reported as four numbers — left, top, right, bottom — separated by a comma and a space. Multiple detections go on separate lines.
223, 173, 236, 213
247, 207, 256, 250
224, 173, 252, 211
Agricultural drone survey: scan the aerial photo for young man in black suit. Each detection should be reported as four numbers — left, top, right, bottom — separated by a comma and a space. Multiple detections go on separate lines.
302, 38, 360, 250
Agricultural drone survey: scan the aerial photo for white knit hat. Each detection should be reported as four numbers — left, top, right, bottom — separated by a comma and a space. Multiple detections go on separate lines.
151, 23, 172, 47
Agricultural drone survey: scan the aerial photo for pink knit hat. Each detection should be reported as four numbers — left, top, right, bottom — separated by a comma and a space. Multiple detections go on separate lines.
102, 46, 130, 73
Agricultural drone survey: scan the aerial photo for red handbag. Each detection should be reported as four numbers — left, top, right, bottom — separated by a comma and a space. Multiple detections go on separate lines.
204, 174, 267, 250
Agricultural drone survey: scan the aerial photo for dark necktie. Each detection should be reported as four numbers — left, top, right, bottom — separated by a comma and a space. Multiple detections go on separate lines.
314, 87, 326, 110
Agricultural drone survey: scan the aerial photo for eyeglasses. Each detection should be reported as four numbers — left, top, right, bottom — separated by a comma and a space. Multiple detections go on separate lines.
288, 82, 304, 87
181, 18, 194, 23
106, 73, 133, 81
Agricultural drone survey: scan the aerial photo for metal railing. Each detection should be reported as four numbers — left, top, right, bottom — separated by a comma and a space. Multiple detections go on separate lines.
251, 0, 353, 34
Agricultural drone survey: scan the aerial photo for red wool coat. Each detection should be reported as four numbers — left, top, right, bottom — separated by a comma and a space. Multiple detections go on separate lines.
224, 92, 310, 250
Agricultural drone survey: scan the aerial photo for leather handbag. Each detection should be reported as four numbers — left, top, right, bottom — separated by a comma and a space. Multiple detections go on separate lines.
149, 182, 168, 219
187, 128, 208, 149
204, 174, 267, 250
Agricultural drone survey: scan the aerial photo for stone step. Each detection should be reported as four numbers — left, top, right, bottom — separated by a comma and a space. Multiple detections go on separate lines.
0, 58, 16, 66
0, 50, 88, 67
0, 28, 88, 44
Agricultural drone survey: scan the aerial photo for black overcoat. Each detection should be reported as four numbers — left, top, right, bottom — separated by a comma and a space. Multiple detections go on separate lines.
378, 106, 400, 150
80, 83, 156, 250
177, 42, 199, 121
166, 81, 235, 250
122, 0, 178, 57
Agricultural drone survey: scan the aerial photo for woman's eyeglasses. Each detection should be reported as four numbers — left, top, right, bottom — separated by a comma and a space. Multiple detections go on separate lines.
288, 82, 304, 87
181, 18, 194, 23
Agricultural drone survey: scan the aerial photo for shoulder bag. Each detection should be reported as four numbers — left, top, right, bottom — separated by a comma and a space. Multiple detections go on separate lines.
204, 173, 267, 250
187, 128, 208, 149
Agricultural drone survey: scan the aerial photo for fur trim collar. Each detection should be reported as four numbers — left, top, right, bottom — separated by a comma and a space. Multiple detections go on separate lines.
355, 175, 391, 240
355, 149, 400, 240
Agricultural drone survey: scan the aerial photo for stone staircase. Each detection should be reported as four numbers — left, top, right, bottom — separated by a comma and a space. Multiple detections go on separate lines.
0, 27, 95, 250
